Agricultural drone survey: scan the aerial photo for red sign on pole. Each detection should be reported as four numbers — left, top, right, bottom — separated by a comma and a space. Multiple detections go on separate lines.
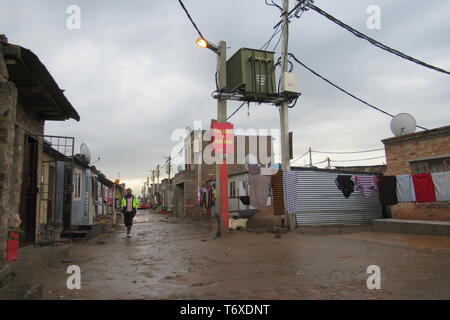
211, 122, 234, 155
211, 121, 234, 231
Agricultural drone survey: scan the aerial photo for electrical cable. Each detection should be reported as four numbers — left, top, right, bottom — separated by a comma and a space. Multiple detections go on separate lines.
288, 53, 429, 130
265, 0, 284, 13
307, 4, 450, 75
272, 24, 284, 51
273, 0, 312, 29
311, 159, 328, 166
290, 150, 310, 163
227, 101, 247, 121
261, 20, 283, 50
312, 148, 384, 154
177, 0, 206, 40
330, 155, 386, 162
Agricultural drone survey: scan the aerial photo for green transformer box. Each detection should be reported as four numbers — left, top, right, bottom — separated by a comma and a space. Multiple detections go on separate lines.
226, 48, 277, 98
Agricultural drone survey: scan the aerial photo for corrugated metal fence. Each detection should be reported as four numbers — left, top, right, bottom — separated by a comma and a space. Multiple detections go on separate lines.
293, 170, 382, 226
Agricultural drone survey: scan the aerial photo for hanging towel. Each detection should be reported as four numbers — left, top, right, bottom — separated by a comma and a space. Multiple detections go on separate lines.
378, 176, 398, 205
335, 175, 355, 198
354, 175, 378, 198
238, 180, 246, 196
248, 166, 271, 210
271, 170, 286, 215
431, 171, 450, 201
396, 175, 416, 202
283, 171, 301, 214
412, 174, 436, 203
239, 196, 250, 205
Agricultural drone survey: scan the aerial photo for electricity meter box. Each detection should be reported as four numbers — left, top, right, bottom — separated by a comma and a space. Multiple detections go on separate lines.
226, 48, 276, 98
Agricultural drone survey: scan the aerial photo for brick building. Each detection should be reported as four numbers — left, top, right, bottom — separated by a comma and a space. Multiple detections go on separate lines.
172, 130, 273, 218
0, 36, 79, 267
382, 125, 450, 221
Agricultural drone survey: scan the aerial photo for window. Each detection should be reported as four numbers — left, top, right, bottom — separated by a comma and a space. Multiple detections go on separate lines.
229, 181, 237, 198
410, 157, 450, 174
74, 169, 82, 199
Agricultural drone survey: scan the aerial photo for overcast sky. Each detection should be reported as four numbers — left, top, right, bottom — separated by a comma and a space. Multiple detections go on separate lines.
1, 0, 449, 193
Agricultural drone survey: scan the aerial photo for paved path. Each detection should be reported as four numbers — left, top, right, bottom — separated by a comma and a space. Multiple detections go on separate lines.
30, 210, 450, 300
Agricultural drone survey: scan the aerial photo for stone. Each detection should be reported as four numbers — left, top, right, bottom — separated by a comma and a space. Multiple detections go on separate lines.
23, 283, 43, 300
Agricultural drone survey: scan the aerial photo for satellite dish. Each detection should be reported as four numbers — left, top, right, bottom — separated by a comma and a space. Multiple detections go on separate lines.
177, 164, 184, 173
80, 143, 92, 164
390, 113, 416, 137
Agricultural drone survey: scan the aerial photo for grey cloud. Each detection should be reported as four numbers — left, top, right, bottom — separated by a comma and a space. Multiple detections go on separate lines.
2, 0, 449, 190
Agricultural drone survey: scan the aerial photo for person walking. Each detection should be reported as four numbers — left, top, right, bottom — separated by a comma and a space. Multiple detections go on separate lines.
121, 188, 139, 237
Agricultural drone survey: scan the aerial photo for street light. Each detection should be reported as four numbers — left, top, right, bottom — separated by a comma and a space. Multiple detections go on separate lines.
196, 37, 227, 238
196, 37, 219, 54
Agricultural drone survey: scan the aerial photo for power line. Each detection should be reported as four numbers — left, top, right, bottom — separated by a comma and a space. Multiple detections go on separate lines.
312, 148, 384, 154
290, 149, 310, 163
177, 0, 206, 39
288, 53, 429, 131
227, 101, 247, 121
330, 155, 386, 163
307, 4, 450, 76
272, 25, 284, 51
312, 159, 328, 166
265, 0, 283, 13
273, 0, 312, 29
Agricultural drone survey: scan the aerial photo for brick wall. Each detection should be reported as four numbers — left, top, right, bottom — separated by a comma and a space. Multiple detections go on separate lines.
383, 127, 450, 221
0, 80, 17, 264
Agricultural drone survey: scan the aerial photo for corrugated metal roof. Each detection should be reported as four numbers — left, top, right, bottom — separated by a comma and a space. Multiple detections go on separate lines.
3, 43, 80, 121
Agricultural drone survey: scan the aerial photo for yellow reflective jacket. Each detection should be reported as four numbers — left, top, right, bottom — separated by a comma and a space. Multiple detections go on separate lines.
121, 195, 139, 211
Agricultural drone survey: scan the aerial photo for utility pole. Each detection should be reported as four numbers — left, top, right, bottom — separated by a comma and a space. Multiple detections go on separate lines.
215, 40, 227, 238
279, 0, 293, 231
156, 165, 160, 206
167, 156, 172, 211
195, 131, 202, 218
151, 170, 155, 204
309, 147, 313, 167
167, 156, 172, 181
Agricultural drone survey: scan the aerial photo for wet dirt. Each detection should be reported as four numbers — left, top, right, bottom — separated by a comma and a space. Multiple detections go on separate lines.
31, 210, 450, 300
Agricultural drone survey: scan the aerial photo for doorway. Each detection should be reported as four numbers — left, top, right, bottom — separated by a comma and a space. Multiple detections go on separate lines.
19, 134, 39, 245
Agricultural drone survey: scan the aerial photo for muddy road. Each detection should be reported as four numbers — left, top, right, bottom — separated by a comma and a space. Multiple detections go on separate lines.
29, 210, 450, 300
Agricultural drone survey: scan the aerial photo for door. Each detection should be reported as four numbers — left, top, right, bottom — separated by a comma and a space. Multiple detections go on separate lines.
62, 165, 73, 230
19, 135, 39, 245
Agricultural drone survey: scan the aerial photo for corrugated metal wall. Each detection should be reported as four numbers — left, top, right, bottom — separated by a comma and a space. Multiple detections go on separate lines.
293, 170, 382, 226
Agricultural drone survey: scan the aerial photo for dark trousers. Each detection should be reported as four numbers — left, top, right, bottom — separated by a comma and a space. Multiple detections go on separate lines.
124, 211, 135, 228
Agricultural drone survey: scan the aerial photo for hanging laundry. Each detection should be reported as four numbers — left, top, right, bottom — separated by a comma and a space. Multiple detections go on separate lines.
271, 170, 286, 215
378, 176, 398, 205
248, 165, 271, 210
248, 164, 260, 175
396, 175, 416, 202
335, 175, 355, 198
354, 175, 378, 198
431, 171, 450, 201
412, 174, 436, 203
239, 196, 250, 205
238, 180, 246, 197
283, 171, 301, 214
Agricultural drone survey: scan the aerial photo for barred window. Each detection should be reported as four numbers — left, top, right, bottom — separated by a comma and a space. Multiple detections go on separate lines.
410, 157, 450, 174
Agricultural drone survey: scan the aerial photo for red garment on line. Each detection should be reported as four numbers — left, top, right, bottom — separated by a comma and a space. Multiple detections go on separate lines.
412, 174, 436, 203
